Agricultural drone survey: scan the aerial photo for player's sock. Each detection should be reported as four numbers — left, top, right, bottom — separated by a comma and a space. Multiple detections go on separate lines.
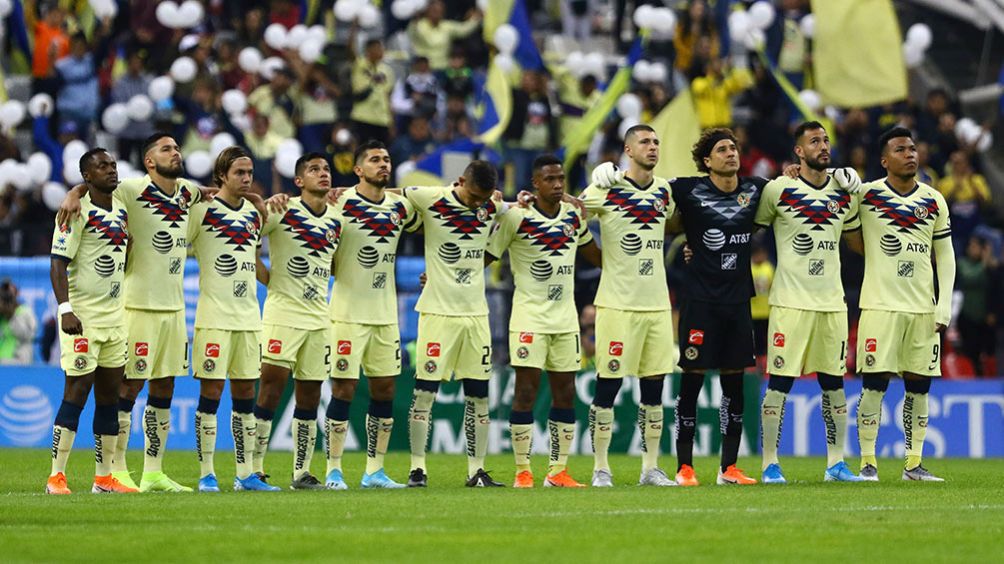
463, 382, 490, 477
509, 411, 534, 472
760, 376, 792, 470
364, 400, 393, 475
231, 398, 256, 480
857, 375, 888, 469
252, 405, 274, 475
408, 382, 438, 471
818, 374, 848, 468
547, 407, 575, 476
111, 397, 133, 474
50, 400, 82, 476
143, 395, 171, 473
719, 373, 745, 472
325, 398, 351, 474
93, 404, 119, 477
588, 405, 614, 472
292, 408, 317, 480
903, 379, 931, 470
195, 396, 220, 478
675, 372, 704, 470
638, 377, 665, 472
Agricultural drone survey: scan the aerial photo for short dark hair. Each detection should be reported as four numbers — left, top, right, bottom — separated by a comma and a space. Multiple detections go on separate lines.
212, 146, 252, 187
141, 132, 175, 159
353, 140, 388, 165
878, 126, 914, 154
364, 38, 382, 50
79, 147, 109, 175
531, 154, 562, 176
295, 152, 328, 177
691, 127, 738, 173
463, 160, 498, 192
624, 124, 655, 143
793, 121, 825, 142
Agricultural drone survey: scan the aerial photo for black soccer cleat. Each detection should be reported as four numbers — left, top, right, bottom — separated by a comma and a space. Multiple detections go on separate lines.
407, 468, 428, 488
465, 469, 505, 488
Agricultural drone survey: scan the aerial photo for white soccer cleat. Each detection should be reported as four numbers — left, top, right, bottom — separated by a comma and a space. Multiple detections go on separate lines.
638, 467, 677, 487
591, 469, 614, 487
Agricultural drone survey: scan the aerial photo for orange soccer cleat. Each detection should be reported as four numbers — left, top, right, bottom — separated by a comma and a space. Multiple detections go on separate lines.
717, 465, 758, 485
46, 472, 72, 495
92, 474, 140, 494
675, 464, 700, 487
544, 470, 586, 488
513, 470, 534, 488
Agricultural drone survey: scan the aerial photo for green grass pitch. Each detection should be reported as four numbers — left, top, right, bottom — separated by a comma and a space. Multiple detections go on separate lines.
2, 449, 1002, 562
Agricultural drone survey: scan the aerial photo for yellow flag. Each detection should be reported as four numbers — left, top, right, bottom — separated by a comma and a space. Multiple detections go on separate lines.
810, 0, 906, 107
651, 89, 701, 178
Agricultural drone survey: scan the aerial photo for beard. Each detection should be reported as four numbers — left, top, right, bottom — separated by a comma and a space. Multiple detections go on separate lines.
804, 154, 830, 172
155, 161, 183, 179
633, 156, 656, 171
364, 173, 389, 189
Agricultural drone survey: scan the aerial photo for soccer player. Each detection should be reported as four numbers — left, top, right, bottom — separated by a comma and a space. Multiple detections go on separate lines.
188, 147, 278, 492
579, 125, 678, 487
755, 121, 866, 483
323, 141, 419, 490
854, 127, 954, 482
251, 152, 341, 491
486, 155, 601, 488
404, 160, 504, 487
46, 148, 136, 494
58, 133, 205, 492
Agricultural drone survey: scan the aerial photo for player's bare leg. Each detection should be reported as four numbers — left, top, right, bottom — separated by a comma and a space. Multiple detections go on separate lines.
510, 367, 541, 487
544, 371, 584, 487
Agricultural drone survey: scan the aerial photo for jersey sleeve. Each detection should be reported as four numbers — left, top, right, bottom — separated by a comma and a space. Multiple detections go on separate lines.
187, 202, 207, 244
401, 186, 440, 229
842, 194, 861, 232
260, 206, 281, 237
398, 194, 422, 232
578, 184, 606, 215
50, 215, 83, 261
933, 190, 952, 241
575, 207, 593, 246
754, 179, 779, 228
485, 209, 518, 259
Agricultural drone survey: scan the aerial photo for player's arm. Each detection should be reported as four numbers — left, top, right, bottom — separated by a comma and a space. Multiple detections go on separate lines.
256, 247, 269, 286
49, 257, 82, 335
578, 239, 602, 268
56, 184, 89, 227
665, 209, 684, 234
842, 229, 864, 255
932, 198, 955, 332
485, 212, 516, 268
841, 195, 864, 254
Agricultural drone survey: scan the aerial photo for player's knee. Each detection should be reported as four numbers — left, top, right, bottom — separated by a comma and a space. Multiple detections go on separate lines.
639, 376, 664, 406
148, 377, 174, 397
294, 383, 322, 411
65, 376, 93, 405
197, 395, 221, 415
550, 385, 575, 409
513, 384, 538, 411
816, 374, 843, 392
330, 379, 358, 402
54, 400, 84, 431
120, 379, 143, 402
369, 378, 396, 402
199, 380, 224, 401
768, 375, 794, 394
861, 374, 890, 393
256, 384, 283, 410
462, 379, 488, 399
903, 377, 931, 394
231, 381, 256, 401
592, 377, 621, 408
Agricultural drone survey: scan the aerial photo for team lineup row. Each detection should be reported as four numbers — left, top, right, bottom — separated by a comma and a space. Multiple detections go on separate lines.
42, 120, 953, 495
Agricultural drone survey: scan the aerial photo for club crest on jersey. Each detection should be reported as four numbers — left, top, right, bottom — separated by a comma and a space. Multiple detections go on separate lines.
773, 356, 785, 369
865, 354, 875, 367
267, 339, 282, 354
516, 346, 529, 360
562, 222, 575, 237
654, 198, 666, 212
336, 359, 349, 372
736, 193, 751, 208
390, 211, 401, 225
476, 208, 488, 222
73, 338, 89, 353
426, 342, 441, 357
608, 341, 623, 356
826, 200, 841, 214
203, 359, 215, 372
914, 206, 929, 219
205, 343, 220, 358
135, 342, 149, 357
135, 359, 147, 373
424, 360, 437, 374
325, 229, 338, 244
607, 359, 620, 373
72, 356, 87, 370
684, 346, 698, 360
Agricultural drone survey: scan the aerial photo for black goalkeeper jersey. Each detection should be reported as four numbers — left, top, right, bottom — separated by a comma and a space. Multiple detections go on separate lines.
672, 176, 767, 304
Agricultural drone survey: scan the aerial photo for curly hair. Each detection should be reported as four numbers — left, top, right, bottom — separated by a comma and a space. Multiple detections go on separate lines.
691, 128, 737, 173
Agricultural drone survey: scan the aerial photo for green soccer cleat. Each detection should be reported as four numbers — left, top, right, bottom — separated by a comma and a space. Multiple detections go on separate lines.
111, 470, 139, 491
139, 471, 193, 493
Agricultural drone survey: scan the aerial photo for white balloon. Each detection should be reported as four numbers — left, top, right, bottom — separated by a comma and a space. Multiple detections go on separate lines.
744, 27, 766, 51
584, 52, 605, 79
797, 89, 822, 112
906, 23, 932, 51
155, 1, 180, 28
10, 164, 32, 191
633, 4, 656, 29
566, 51, 584, 74
178, 0, 204, 28
632, 60, 653, 82
977, 131, 993, 152
275, 149, 300, 178
749, 1, 775, 30
238, 48, 262, 74
169, 57, 197, 83
28, 93, 55, 118
0, 0, 13, 18
230, 113, 252, 133
618, 117, 641, 140
63, 162, 84, 186
277, 139, 303, 157
955, 118, 981, 144
89, 0, 118, 19
494, 53, 515, 73
391, 0, 416, 20
126, 95, 154, 121
148, 76, 175, 102
264, 23, 288, 50
0, 100, 26, 128
43, 181, 69, 211
616, 93, 643, 119
211, 133, 237, 156
799, 14, 815, 38
358, 3, 380, 28
63, 140, 89, 164
728, 10, 750, 42
299, 39, 324, 63
493, 24, 519, 54
902, 41, 924, 69
334, 128, 352, 145
333, 0, 361, 22
28, 153, 53, 185
0, 159, 17, 188
649, 62, 668, 84
651, 8, 677, 34
102, 103, 129, 133
260, 57, 285, 80
308, 25, 328, 44
284, 24, 309, 49
184, 151, 212, 178
221, 89, 248, 115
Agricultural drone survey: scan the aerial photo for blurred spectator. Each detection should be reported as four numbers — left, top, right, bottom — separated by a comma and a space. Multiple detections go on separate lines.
848, 145, 868, 181
691, 58, 753, 129
442, 49, 475, 101
238, 114, 284, 194
439, 93, 474, 142
390, 56, 440, 127
248, 66, 298, 140
111, 51, 156, 166
736, 126, 778, 180
327, 126, 359, 188
561, 0, 594, 43
55, 23, 113, 140
938, 150, 992, 251
956, 235, 995, 376
390, 116, 439, 169
916, 88, 954, 142
777, 1, 810, 90
673, 0, 719, 79
503, 70, 557, 191
290, 56, 340, 153
31, 3, 69, 98
407, 0, 482, 71
579, 304, 596, 372
750, 243, 774, 356
930, 112, 960, 173
0, 279, 37, 365
916, 141, 940, 186
350, 39, 394, 145
173, 77, 226, 154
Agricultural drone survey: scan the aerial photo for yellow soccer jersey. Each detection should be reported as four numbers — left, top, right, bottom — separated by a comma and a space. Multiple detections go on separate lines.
754, 175, 860, 312
579, 176, 674, 311
329, 188, 419, 325
261, 197, 342, 330
857, 179, 951, 314
404, 186, 497, 316
187, 197, 262, 330
50, 193, 129, 328
486, 202, 591, 333
113, 175, 201, 311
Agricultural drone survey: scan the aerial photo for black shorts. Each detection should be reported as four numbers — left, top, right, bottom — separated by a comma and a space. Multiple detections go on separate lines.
677, 299, 755, 370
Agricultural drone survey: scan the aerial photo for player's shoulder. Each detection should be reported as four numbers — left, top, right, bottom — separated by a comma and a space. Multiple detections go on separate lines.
667, 175, 701, 191
916, 180, 942, 200
115, 175, 150, 195
741, 175, 770, 190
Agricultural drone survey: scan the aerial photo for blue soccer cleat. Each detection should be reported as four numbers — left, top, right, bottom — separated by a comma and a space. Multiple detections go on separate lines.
198, 474, 220, 493
825, 461, 866, 482
234, 474, 281, 492
360, 469, 406, 489
762, 463, 787, 484
325, 469, 348, 490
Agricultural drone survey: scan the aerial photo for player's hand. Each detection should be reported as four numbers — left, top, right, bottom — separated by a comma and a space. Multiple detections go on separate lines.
935, 323, 947, 334
832, 167, 862, 194
56, 184, 85, 227
419, 272, 427, 288
265, 193, 291, 213
561, 193, 587, 216
492, 190, 503, 206
782, 164, 800, 179
591, 162, 624, 188
683, 243, 693, 264
516, 190, 535, 208
199, 186, 219, 202
246, 193, 269, 222
327, 187, 349, 204
61, 312, 83, 335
